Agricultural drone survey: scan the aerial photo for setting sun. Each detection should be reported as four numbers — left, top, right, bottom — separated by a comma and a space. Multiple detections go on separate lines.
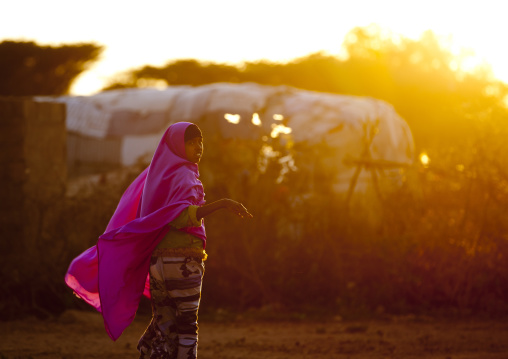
1, 0, 507, 95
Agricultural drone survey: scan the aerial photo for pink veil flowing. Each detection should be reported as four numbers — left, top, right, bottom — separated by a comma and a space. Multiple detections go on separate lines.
65, 122, 206, 341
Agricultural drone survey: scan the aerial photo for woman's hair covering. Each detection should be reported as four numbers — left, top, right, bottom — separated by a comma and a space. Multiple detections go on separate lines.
184, 124, 202, 142
65, 122, 206, 341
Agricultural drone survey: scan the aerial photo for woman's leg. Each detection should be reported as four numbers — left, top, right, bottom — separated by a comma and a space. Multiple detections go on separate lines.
165, 256, 204, 359
174, 257, 204, 359
138, 256, 204, 359
137, 257, 179, 359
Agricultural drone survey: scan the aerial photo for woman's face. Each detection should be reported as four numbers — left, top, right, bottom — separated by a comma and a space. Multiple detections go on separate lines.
185, 136, 203, 164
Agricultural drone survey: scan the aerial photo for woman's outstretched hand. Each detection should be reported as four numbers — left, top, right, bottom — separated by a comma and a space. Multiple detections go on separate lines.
196, 198, 253, 220
222, 199, 253, 219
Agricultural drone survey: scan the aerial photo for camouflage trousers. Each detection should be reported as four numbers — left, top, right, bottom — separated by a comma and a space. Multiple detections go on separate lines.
137, 256, 204, 359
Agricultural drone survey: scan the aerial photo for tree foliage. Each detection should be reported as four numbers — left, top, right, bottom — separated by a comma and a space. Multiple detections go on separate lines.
0, 40, 102, 96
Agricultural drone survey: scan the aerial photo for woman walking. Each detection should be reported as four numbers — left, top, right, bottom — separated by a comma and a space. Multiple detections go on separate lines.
65, 122, 252, 359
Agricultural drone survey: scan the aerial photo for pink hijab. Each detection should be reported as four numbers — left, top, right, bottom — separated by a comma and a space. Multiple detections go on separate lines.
65, 122, 206, 341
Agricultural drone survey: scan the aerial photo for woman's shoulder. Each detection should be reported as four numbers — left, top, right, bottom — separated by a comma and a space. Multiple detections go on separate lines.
171, 164, 199, 180
169, 166, 203, 192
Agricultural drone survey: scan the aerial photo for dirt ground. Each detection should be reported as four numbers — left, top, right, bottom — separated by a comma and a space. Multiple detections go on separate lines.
1, 310, 508, 359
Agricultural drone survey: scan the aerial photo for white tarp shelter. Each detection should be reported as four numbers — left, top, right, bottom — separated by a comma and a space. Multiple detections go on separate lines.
39, 82, 414, 192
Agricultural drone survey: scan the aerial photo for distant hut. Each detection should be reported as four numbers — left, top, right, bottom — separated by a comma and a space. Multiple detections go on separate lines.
40, 83, 414, 201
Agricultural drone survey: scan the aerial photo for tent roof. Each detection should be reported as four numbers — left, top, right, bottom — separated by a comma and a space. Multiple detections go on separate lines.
38, 83, 414, 166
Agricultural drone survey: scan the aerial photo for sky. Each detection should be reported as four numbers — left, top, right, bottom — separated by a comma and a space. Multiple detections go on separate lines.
2, 0, 507, 95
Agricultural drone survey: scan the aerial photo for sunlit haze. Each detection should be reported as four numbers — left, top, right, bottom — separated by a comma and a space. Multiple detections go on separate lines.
2, 0, 507, 95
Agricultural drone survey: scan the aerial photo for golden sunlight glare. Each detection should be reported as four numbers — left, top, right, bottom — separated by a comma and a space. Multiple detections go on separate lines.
270, 124, 292, 138
251, 113, 262, 126
258, 144, 280, 173
420, 152, 430, 167
224, 113, 240, 124
273, 114, 284, 121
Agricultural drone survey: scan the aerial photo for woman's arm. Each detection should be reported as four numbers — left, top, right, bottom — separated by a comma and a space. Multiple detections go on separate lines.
196, 199, 253, 220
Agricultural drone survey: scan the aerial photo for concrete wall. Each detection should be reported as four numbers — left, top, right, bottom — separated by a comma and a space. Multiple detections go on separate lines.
0, 98, 66, 263
67, 132, 122, 176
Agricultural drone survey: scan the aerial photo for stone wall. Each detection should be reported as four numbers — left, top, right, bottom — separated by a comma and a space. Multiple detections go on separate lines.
0, 97, 66, 272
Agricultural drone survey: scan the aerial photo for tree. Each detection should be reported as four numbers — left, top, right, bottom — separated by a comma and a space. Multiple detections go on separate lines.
0, 40, 103, 96
102, 59, 242, 91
